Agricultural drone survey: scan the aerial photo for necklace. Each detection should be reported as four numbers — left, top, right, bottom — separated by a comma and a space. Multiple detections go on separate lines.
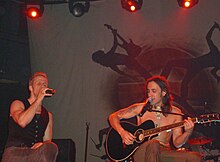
154, 106, 162, 119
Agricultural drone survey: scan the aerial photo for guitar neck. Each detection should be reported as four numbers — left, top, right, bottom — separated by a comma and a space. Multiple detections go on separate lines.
144, 118, 197, 136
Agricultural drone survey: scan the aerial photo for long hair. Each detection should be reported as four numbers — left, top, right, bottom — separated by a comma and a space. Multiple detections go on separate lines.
145, 76, 173, 116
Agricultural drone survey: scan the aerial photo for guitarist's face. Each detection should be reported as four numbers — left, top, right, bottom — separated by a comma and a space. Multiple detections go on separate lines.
146, 81, 166, 106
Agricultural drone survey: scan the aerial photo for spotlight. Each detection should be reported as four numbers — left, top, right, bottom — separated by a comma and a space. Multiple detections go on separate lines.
177, 0, 199, 8
121, 0, 143, 12
68, 0, 90, 17
26, 7, 42, 19
26, 1, 44, 19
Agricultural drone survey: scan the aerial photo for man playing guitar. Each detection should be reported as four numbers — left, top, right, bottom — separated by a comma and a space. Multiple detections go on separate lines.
108, 76, 202, 162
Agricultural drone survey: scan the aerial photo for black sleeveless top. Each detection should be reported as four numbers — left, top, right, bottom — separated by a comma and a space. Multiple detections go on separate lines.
6, 99, 49, 148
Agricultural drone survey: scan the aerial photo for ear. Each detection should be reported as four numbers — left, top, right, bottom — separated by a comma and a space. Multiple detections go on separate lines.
29, 85, 33, 92
162, 91, 166, 97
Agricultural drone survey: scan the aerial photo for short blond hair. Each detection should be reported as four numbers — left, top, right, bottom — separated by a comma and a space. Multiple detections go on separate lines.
29, 72, 48, 85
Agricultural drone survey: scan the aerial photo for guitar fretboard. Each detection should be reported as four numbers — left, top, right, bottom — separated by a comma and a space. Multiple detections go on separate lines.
144, 118, 197, 136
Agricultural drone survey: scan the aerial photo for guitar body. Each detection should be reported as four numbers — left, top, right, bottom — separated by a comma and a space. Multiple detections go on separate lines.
105, 120, 156, 161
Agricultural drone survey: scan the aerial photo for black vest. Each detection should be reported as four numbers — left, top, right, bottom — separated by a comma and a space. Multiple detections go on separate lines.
6, 99, 49, 148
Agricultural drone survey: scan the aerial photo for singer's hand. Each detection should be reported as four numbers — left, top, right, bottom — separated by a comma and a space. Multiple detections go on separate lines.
36, 88, 53, 100
31, 142, 43, 149
45, 89, 56, 95
43, 88, 54, 97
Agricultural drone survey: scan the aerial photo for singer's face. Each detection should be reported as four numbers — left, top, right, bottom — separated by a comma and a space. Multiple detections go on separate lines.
146, 81, 165, 106
30, 76, 48, 96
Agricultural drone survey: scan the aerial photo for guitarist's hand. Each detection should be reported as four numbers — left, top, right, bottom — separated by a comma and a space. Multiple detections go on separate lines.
120, 129, 136, 145
183, 117, 194, 135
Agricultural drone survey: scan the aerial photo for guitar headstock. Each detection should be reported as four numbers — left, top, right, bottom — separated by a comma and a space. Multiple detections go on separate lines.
197, 113, 220, 124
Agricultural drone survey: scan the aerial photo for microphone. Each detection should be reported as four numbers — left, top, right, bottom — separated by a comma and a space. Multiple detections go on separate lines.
148, 97, 152, 103
45, 89, 56, 95
139, 97, 152, 117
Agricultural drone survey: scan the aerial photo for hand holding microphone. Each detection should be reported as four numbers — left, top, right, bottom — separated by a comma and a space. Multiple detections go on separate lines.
38, 88, 56, 100
45, 88, 56, 95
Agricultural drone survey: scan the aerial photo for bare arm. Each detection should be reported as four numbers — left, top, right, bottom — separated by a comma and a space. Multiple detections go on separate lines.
10, 87, 52, 128
43, 112, 53, 142
10, 99, 43, 128
172, 116, 194, 148
108, 103, 143, 145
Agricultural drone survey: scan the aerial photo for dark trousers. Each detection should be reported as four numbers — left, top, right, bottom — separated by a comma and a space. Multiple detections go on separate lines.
133, 140, 202, 162
1, 142, 58, 162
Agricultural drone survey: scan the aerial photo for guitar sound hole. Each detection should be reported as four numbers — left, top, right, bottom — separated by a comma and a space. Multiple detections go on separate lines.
135, 129, 144, 143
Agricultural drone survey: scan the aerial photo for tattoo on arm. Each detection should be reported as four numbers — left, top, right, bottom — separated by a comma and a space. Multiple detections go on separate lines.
118, 106, 138, 118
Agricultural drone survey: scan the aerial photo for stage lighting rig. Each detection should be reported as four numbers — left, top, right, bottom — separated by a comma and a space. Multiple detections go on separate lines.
177, 0, 199, 8
121, 0, 143, 12
68, 0, 90, 17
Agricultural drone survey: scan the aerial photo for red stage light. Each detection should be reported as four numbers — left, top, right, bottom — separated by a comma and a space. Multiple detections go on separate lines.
130, 5, 136, 12
121, 0, 143, 12
26, 7, 42, 19
177, 0, 199, 9
127, 0, 136, 12
184, 1, 191, 8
